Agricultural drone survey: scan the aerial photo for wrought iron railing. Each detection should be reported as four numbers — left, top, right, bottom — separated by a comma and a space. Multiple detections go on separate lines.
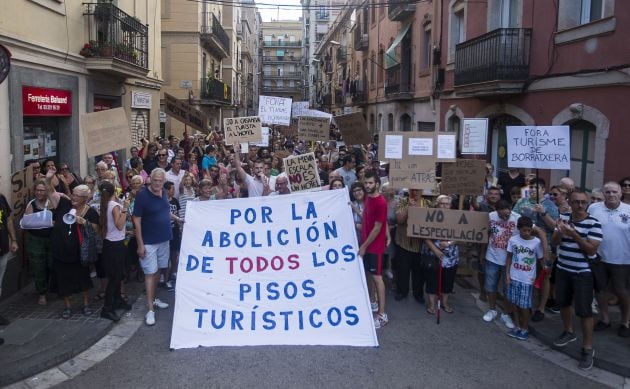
261, 55, 303, 62
388, 0, 416, 21
351, 80, 367, 103
262, 40, 303, 47
353, 25, 369, 51
201, 12, 230, 55
262, 72, 303, 78
200, 78, 231, 104
262, 85, 302, 92
82, 3, 148, 68
385, 64, 414, 96
455, 28, 531, 86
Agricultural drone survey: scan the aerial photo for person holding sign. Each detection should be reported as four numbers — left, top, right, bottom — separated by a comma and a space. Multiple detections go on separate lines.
360, 171, 389, 329
233, 144, 270, 197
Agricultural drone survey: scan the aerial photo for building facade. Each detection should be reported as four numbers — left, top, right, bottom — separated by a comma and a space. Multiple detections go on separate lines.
261, 20, 304, 101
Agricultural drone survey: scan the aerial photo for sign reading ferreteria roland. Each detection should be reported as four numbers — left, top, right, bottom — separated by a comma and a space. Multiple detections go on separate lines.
506, 126, 571, 170
440, 159, 487, 195
298, 116, 330, 142
407, 208, 489, 243
223, 116, 262, 145
164, 93, 209, 133
283, 152, 322, 192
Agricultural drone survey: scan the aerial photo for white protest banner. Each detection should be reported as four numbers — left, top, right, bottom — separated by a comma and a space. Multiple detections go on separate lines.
506, 126, 570, 170
80, 107, 132, 157
461, 118, 488, 154
284, 152, 322, 192
298, 116, 330, 142
253, 127, 270, 147
407, 208, 489, 243
291, 101, 310, 119
170, 190, 378, 348
223, 116, 262, 145
258, 95, 292, 126
303, 109, 332, 121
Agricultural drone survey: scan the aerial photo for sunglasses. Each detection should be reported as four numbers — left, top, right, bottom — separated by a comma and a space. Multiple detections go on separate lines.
622, 183, 630, 188
158, 153, 167, 156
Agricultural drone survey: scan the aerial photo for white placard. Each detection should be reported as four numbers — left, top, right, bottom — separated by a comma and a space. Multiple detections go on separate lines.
437, 134, 457, 160
291, 101, 310, 118
384, 135, 403, 159
461, 118, 488, 154
506, 126, 570, 170
408, 138, 433, 156
253, 127, 270, 147
131, 91, 152, 109
170, 191, 378, 348
258, 95, 293, 126
303, 109, 332, 121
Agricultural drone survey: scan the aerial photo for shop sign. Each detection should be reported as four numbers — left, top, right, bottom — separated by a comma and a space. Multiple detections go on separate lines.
132, 91, 152, 109
22, 86, 72, 116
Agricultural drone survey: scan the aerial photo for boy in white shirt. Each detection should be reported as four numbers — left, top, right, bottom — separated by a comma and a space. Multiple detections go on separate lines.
505, 216, 546, 340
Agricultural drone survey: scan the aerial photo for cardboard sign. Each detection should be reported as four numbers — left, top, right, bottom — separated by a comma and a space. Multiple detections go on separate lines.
440, 159, 487, 195
253, 127, 270, 147
283, 152, 322, 192
378, 132, 441, 161
223, 116, 262, 145
80, 107, 132, 157
388, 159, 436, 190
170, 190, 378, 348
407, 208, 489, 243
461, 118, 488, 154
10, 165, 34, 220
164, 93, 209, 133
333, 113, 371, 145
291, 101, 310, 118
258, 95, 292, 126
298, 116, 330, 142
506, 126, 571, 170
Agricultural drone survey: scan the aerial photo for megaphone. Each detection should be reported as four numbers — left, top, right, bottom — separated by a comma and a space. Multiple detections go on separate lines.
63, 208, 77, 225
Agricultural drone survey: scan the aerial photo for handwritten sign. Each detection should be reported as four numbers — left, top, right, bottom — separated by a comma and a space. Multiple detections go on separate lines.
170, 190, 378, 348
298, 116, 330, 142
11, 165, 34, 220
164, 93, 209, 133
407, 208, 489, 243
440, 159, 487, 195
80, 107, 132, 157
333, 113, 371, 145
253, 127, 270, 147
461, 118, 488, 154
283, 152, 322, 192
388, 159, 436, 190
291, 101, 310, 118
258, 95, 292, 126
223, 116, 262, 145
506, 126, 570, 170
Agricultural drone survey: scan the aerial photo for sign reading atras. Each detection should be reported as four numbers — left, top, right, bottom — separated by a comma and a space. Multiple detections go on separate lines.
164, 93, 209, 133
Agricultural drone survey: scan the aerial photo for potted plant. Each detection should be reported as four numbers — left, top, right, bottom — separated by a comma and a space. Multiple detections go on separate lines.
93, 2, 112, 23
99, 41, 113, 57
79, 40, 99, 57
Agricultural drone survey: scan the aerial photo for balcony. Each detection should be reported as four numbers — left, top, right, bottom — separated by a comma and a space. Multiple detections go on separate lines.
261, 85, 302, 93
201, 12, 230, 58
262, 72, 302, 79
385, 64, 414, 99
455, 28, 531, 96
261, 55, 303, 63
263, 40, 302, 47
82, 3, 149, 78
316, 12, 330, 21
350, 80, 367, 104
388, 0, 416, 21
353, 26, 369, 51
336, 46, 347, 64
200, 78, 231, 105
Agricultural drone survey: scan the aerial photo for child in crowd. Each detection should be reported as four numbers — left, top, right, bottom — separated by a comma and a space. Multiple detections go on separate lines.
505, 216, 545, 340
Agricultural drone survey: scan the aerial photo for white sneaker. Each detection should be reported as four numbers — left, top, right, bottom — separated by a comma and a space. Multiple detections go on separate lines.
483, 309, 498, 322
374, 313, 389, 329
591, 298, 599, 315
154, 298, 169, 309
383, 269, 394, 279
501, 313, 516, 329
145, 310, 155, 326
371, 302, 378, 312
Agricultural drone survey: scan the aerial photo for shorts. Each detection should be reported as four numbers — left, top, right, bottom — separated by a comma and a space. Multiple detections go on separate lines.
363, 252, 383, 276
507, 279, 533, 309
555, 268, 593, 317
593, 262, 630, 294
484, 260, 506, 294
140, 241, 170, 275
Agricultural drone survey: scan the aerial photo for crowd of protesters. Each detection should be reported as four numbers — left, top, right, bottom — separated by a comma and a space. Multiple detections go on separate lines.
0, 126, 626, 372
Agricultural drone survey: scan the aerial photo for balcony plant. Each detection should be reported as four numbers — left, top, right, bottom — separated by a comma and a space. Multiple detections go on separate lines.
94, 2, 112, 23
99, 41, 113, 57
79, 40, 99, 58
115, 43, 137, 62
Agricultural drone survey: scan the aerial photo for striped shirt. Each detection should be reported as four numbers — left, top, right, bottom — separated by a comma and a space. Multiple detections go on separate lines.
556, 213, 603, 273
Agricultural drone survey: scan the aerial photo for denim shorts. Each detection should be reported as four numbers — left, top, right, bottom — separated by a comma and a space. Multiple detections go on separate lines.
484, 260, 506, 294
507, 279, 533, 309
140, 241, 170, 275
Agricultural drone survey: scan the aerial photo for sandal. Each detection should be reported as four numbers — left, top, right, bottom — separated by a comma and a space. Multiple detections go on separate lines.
426, 307, 436, 315
61, 308, 72, 319
443, 306, 455, 314
93, 292, 106, 302
121, 293, 129, 303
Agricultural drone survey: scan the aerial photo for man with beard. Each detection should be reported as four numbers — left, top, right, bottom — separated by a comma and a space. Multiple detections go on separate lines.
234, 145, 270, 197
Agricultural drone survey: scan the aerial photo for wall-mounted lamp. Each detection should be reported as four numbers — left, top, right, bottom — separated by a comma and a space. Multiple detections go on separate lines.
330, 40, 341, 46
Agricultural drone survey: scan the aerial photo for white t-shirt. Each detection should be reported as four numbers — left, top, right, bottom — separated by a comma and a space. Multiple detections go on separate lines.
588, 202, 630, 265
105, 200, 125, 242
165, 169, 185, 199
485, 211, 520, 266
507, 235, 544, 284
244, 174, 264, 197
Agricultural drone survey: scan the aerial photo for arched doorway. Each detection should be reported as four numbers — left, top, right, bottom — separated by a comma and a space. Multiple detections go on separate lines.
388, 113, 394, 131
400, 113, 412, 132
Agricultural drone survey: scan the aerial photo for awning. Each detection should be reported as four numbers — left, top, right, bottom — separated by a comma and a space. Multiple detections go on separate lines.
385, 23, 412, 69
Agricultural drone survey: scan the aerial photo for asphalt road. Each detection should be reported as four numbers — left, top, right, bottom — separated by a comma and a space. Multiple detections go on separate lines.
56, 285, 609, 389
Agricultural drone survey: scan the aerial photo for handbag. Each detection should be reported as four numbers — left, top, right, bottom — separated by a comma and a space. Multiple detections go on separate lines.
76, 208, 98, 266
20, 200, 53, 229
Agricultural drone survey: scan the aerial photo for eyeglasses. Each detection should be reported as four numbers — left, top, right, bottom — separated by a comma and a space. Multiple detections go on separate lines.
571, 200, 589, 205
622, 183, 630, 188
549, 192, 561, 197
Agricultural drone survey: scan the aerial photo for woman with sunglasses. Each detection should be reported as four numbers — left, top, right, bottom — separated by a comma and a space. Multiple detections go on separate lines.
58, 162, 81, 192
619, 177, 630, 205
154, 150, 171, 172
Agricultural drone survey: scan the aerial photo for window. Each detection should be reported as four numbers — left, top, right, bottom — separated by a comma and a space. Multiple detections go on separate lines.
378, 113, 383, 131
581, 0, 604, 23
377, 49, 384, 84
388, 113, 394, 131
421, 26, 431, 69
370, 113, 375, 132
448, 1, 466, 61
370, 52, 376, 85
417, 121, 435, 132
557, 0, 613, 30
400, 115, 412, 132
567, 120, 596, 190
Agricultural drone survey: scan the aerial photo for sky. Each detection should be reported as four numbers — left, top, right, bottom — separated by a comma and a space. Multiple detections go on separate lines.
256, 0, 303, 22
